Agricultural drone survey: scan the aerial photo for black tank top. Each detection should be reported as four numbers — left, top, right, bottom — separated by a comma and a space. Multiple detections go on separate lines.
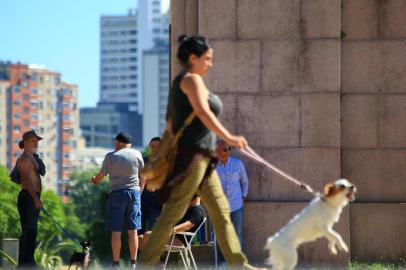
168, 73, 223, 151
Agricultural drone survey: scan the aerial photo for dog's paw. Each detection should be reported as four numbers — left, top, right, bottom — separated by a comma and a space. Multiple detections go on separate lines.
339, 242, 349, 253
328, 246, 338, 255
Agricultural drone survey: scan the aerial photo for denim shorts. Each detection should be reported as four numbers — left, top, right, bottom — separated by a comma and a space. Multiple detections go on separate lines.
106, 189, 141, 232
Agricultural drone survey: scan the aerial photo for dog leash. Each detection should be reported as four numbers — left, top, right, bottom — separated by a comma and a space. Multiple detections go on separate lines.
240, 146, 317, 196
41, 208, 82, 248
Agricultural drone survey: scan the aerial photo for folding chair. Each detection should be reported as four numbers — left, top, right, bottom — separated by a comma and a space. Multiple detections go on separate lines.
163, 217, 207, 270
201, 215, 218, 269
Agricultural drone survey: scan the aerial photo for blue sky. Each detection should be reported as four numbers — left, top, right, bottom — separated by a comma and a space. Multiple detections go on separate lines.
0, 0, 169, 108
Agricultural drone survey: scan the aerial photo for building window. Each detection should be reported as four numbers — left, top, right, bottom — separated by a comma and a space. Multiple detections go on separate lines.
81, 125, 91, 131
31, 88, 38, 95
13, 100, 21, 106
63, 128, 73, 134
13, 86, 21, 93
63, 89, 73, 96
23, 120, 29, 127
84, 136, 91, 145
95, 125, 108, 132
13, 125, 21, 132
23, 94, 30, 101
14, 113, 21, 119
31, 114, 39, 121
111, 125, 118, 133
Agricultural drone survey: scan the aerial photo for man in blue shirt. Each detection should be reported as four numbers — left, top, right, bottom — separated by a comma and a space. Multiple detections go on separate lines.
216, 140, 249, 252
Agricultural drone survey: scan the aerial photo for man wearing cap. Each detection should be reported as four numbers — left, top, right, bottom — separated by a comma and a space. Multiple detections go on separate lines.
90, 131, 145, 270
15, 130, 45, 268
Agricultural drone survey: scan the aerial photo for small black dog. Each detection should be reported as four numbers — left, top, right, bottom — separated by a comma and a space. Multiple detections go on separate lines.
68, 241, 91, 270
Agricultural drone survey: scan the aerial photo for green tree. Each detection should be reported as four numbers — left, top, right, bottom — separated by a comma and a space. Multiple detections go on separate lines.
0, 165, 85, 268
68, 169, 111, 263
0, 165, 21, 239
68, 169, 109, 227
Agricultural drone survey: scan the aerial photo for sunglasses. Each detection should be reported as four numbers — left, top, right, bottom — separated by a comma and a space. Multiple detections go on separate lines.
223, 147, 232, 152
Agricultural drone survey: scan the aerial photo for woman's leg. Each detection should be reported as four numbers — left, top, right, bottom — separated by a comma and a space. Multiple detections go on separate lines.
197, 171, 252, 268
139, 158, 211, 264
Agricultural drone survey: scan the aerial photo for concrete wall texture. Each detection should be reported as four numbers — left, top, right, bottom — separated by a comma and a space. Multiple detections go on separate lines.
170, 0, 406, 265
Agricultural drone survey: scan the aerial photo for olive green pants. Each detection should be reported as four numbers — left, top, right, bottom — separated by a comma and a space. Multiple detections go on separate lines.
140, 157, 252, 268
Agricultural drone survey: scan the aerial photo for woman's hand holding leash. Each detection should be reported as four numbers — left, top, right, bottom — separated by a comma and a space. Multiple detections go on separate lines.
226, 135, 248, 149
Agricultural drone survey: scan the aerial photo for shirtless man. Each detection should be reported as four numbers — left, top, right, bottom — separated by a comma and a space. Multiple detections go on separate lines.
16, 130, 44, 268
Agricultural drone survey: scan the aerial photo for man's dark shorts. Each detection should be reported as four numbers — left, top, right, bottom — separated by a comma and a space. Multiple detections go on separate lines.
106, 189, 141, 232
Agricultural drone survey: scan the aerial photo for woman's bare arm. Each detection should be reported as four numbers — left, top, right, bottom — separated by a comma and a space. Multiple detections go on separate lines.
180, 74, 247, 149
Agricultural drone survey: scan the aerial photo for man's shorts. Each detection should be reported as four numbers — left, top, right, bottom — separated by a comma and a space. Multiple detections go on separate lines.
106, 189, 141, 232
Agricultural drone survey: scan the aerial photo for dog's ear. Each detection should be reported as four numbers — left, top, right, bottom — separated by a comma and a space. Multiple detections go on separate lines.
324, 183, 335, 197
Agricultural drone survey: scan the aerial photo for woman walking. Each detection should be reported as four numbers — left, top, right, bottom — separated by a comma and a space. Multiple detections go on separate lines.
140, 35, 261, 269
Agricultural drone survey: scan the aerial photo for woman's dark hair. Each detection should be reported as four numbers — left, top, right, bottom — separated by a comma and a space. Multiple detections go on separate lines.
177, 35, 211, 66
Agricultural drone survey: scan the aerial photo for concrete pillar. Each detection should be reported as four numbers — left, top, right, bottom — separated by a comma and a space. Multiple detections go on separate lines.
171, 0, 406, 264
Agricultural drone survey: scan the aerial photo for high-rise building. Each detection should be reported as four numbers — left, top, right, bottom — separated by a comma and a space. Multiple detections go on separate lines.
26, 65, 60, 190
1, 63, 80, 194
0, 80, 9, 166
82, 1, 167, 149
136, 0, 163, 113
80, 104, 142, 148
99, 9, 139, 107
99, 0, 164, 113
142, 41, 169, 145
142, 10, 169, 145
57, 82, 80, 198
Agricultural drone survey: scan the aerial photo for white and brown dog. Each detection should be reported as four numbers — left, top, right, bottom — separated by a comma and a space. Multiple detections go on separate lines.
264, 179, 356, 270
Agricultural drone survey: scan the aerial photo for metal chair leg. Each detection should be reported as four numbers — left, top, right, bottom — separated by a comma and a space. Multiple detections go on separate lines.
164, 235, 176, 270
179, 250, 188, 269
186, 244, 198, 270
